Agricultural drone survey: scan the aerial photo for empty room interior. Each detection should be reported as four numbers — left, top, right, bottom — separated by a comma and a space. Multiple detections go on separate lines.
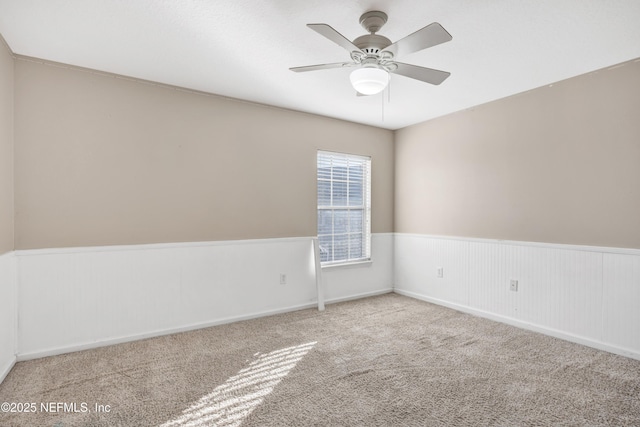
1, 1, 639, 426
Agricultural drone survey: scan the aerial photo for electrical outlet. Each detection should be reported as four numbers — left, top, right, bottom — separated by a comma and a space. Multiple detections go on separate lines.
280, 274, 287, 285
437, 267, 444, 278
510, 279, 518, 292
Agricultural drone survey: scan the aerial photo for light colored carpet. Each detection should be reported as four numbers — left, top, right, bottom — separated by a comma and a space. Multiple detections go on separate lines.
1, 293, 639, 426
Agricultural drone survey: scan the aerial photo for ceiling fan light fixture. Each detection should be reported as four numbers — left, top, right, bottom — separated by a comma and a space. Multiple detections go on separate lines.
350, 67, 389, 95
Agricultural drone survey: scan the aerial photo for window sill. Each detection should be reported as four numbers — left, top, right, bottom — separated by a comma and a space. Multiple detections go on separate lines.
321, 259, 372, 270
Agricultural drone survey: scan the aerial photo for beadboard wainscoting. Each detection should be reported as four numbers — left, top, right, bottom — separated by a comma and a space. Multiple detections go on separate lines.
394, 234, 640, 360
0, 252, 17, 383
15, 234, 393, 360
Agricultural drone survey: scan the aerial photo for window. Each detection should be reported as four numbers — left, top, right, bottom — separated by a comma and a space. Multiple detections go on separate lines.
317, 151, 371, 265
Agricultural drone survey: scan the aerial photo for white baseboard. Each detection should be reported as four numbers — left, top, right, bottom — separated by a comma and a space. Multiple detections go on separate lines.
17, 288, 394, 361
17, 301, 318, 361
394, 289, 640, 361
325, 288, 393, 305
0, 356, 16, 385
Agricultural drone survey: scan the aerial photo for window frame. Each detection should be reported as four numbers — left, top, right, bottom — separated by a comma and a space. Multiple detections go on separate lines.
317, 150, 371, 266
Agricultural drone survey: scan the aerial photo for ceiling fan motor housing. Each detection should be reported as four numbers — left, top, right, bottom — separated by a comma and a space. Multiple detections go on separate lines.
353, 34, 392, 55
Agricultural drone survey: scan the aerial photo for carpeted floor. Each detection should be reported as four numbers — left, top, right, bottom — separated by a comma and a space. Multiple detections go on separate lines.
1, 293, 639, 426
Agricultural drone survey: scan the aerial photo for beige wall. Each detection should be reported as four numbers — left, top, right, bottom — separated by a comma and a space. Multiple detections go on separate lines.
395, 59, 640, 249
0, 37, 13, 254
14, 58, 394, 249
13, 54, 640, 250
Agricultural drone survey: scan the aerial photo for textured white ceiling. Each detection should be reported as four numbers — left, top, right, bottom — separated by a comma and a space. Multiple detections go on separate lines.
1, 0, 639, 130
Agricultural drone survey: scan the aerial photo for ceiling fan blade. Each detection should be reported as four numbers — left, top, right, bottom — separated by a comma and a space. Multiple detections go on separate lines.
307, 24, 364, 55
290, 62, 354, 72
382, 22, 452, 58
391, 62, 451, 85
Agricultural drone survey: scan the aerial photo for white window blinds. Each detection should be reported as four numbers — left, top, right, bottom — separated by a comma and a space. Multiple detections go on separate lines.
317, 151, 371, 265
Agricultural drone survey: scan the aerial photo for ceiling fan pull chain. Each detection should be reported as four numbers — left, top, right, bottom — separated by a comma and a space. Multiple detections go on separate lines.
381, 75, 391, 122
381, 87, 385, 122
388, 75, 391, 103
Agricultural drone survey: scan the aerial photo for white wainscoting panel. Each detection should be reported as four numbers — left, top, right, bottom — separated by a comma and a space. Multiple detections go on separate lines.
395, 234, 469, 306
16, 238, 320, 359
16, 234, 393, 360
0, 252, 17, 383
322, 233, 394, 303
602, 253, 640, 353
394, 234, 640, 360
469, 242, 603, 339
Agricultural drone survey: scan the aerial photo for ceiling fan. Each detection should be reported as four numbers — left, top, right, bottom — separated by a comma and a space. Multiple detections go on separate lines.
290, 11, 452, 96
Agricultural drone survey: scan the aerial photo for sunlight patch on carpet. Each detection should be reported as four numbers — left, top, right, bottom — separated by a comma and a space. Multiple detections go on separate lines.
160, 341, 317, 427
